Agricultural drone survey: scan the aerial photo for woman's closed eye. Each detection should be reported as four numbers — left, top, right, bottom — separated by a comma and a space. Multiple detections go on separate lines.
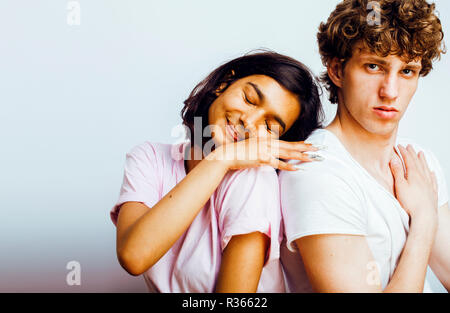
243, 92, 257, 106
266, 121, 281, 136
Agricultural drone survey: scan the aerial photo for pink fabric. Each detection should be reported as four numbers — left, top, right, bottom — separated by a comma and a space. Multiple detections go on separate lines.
110, 141, 285, 293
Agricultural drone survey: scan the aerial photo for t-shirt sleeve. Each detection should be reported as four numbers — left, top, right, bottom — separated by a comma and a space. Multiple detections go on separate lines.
110, 143, 160, 226
280, 164, 367, 252
215, 166, 282, 263
424, 150, 449, 207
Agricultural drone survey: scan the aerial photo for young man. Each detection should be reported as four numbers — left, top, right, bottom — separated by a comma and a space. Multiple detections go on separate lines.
280, 0, 449, 292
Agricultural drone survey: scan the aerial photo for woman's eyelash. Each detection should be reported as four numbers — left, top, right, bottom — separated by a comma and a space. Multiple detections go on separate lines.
244, 93, 254, 105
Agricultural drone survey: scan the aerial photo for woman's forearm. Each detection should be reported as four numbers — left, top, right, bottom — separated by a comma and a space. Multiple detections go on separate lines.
118, 153, 229, 274
384, 146, 439, 292
383, 215, 437, 293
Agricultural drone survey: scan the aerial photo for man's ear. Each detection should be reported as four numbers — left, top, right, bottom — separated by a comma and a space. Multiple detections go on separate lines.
327, 58, 345, 88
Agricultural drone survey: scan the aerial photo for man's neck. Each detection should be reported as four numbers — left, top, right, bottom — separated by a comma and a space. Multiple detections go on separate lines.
326, 113, 398, 175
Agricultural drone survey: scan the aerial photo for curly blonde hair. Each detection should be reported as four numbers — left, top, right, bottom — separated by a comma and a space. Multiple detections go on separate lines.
318, 0, 446, 104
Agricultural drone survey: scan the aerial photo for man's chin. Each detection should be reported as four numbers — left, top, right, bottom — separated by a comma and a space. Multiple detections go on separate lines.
364, 123, 399, 137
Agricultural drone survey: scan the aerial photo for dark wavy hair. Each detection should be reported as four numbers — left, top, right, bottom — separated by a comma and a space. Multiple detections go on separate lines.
181, 50, 324, 148
318, 0, 446, 104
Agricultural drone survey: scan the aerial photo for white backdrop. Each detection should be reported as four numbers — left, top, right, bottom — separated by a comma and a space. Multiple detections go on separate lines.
0, 0, 448, 292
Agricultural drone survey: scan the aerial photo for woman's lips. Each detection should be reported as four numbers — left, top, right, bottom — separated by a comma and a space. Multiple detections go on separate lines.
226, 119, 239, 141
373, 106, 398, 119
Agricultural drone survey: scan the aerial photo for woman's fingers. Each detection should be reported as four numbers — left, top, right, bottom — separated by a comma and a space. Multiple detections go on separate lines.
390, 145, 439, 221
406, 145, 422, 172
268, 157, 299, 171
430, 171, 438, 207
404, 146, 433, 183
431, 172, 438, 194
397, 145, 416, 178
276, 148, 318, 162
262, 148, 321, 171
418, 151, 432, 182
414, 146, 425, 172
268, 140, 324, 162
390, 154, 406, 186
274, 140, 322, 153
227, 138, 326, 170
395, 146, 437, 203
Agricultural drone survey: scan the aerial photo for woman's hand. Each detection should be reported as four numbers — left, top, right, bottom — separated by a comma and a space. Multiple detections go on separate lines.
206, 137, 322, 171
389, 145, 438, 226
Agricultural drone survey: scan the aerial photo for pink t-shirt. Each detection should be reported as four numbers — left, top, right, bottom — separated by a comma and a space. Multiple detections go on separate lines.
110, 141, 285, 293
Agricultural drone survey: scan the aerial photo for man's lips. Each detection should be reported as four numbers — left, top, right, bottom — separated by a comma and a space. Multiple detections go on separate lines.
373, 106, 398, 119
374, 106, 398, 112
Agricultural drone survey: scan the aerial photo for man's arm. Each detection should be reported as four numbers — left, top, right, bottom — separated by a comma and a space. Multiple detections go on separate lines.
429, 203, 450, 291
296, 211, 436, 293
295, 146, 439, 293
295, 234, 382, 292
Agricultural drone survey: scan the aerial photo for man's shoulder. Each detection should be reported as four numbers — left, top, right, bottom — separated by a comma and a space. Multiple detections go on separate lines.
396, 137, 428, 152
396, 137, 444, 175
284, 129, 357, 175
280, 129, 373, 199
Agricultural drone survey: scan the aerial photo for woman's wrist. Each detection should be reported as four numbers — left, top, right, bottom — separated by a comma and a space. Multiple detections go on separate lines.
409, 211, 438, 241
204, 146, 233, 171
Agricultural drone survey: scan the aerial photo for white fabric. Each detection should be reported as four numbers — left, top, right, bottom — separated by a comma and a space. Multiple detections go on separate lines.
280, 129, 448, 293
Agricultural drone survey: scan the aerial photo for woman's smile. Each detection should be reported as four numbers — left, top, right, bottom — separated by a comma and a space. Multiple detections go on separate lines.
225, 118, 242, 142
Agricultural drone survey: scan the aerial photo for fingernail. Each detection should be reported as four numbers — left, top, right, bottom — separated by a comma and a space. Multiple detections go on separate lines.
390, 158, 400, 165
312, 144, 327, 150
309, 154, 325, 161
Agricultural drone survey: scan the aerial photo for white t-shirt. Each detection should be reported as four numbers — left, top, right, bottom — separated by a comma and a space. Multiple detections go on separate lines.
280, 129, 449, 293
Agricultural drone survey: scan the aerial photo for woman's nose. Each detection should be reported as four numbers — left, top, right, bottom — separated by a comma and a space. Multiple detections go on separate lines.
240, 109, 266, 137
239, 119, 255, 138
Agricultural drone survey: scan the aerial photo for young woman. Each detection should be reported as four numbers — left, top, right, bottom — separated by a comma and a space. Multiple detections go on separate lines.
110, 51, 324, 292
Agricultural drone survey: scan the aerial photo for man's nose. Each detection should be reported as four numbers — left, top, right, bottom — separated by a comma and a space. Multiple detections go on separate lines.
379, 73, 399, 101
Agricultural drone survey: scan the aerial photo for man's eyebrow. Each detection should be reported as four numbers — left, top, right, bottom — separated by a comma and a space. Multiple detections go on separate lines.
360, 56, 389, 66
246, 82, 286, 133
404, 63, 422, 70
